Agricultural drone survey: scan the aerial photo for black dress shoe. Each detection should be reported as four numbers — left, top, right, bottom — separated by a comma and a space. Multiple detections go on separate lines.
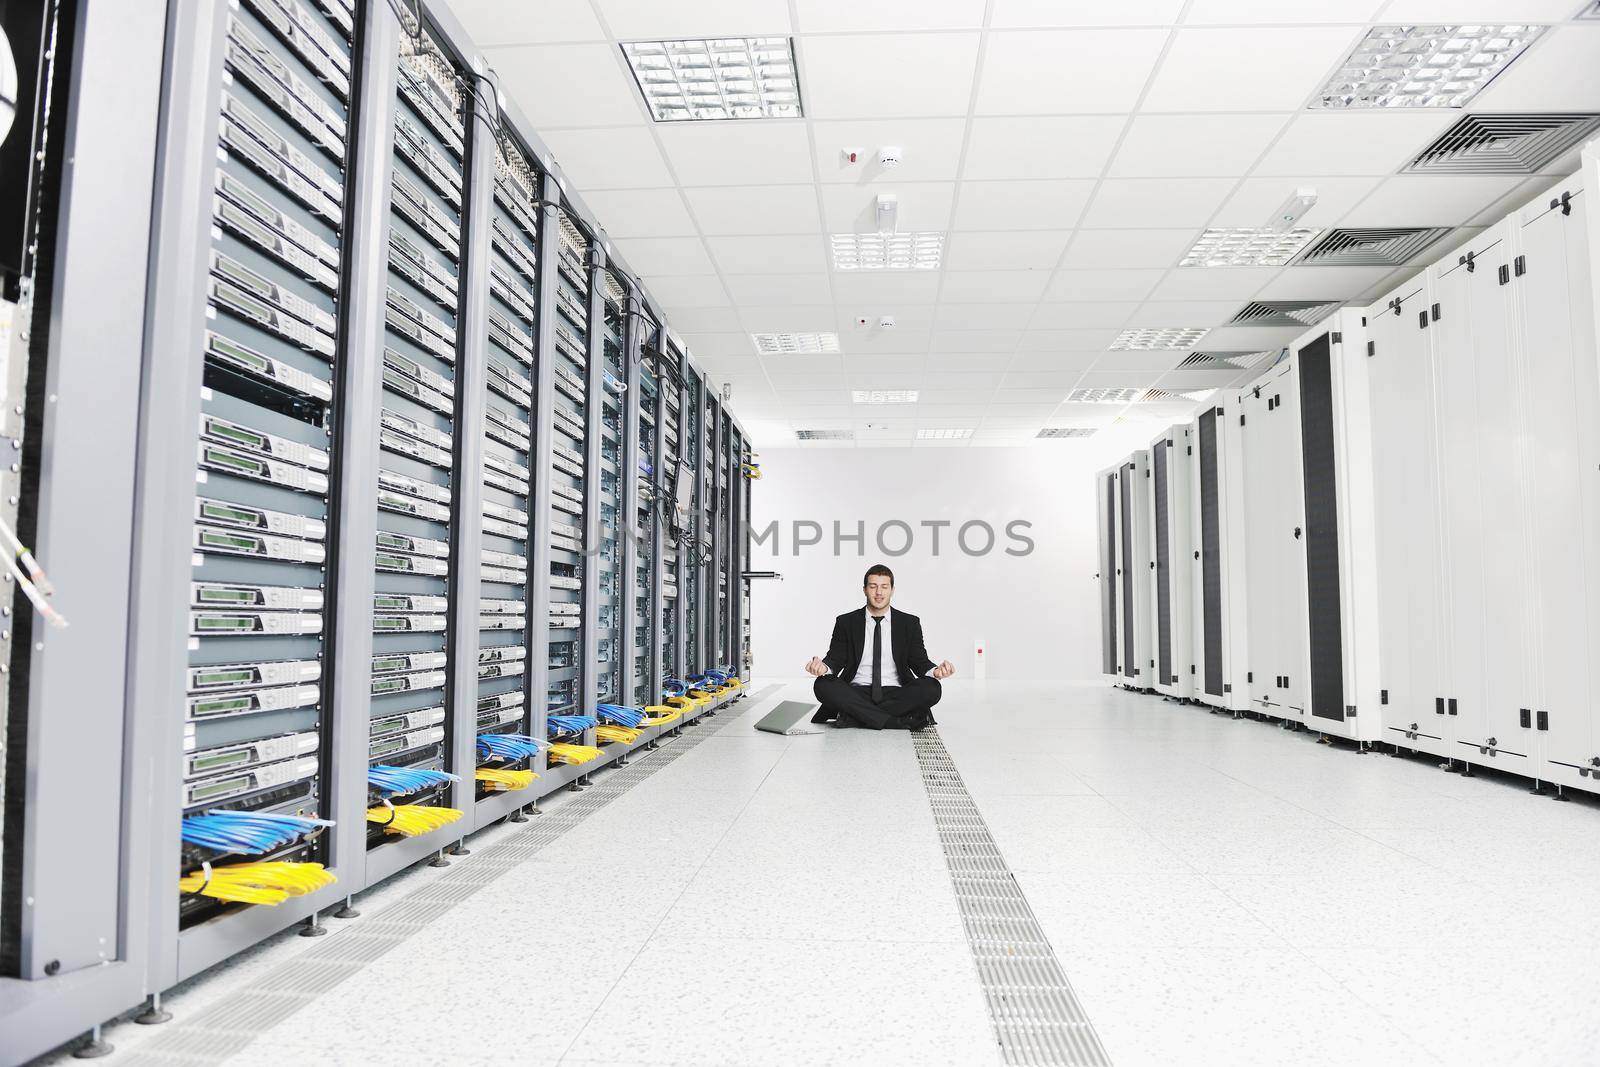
810, 706, 836, 724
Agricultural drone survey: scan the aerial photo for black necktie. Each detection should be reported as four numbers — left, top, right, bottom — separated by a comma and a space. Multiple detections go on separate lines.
871, 615, 883, 704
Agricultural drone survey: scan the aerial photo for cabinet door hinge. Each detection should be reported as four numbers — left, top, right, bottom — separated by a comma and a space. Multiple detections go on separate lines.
1367, 341, 1375, 357
1552, 190, 1572, 216
1514, 255, 1527, 277
1330, 331, 1342, 344
1499, 264, 1510, 285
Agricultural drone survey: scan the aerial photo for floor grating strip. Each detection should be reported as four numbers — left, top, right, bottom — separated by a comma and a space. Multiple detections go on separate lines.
911, 729, 1114, 1067
123, 688, 775, 1065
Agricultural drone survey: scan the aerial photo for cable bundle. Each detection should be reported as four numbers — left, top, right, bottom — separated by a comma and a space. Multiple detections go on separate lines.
366, 802, 464, 837
476, 732, 545, 761
547, 742, 602, 765
664, 678, 688, 697
595, 724, 641, 745
178, 860, 336, 905
640, 704, 682, 726
596, 703, 646, 728
548, 714, 598, 736
181, 811, 333, 855
475, 767, 537, 791
368, 765, 458, 796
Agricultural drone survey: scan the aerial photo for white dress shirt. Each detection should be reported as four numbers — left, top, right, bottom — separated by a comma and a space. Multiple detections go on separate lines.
851, 607, 902, 687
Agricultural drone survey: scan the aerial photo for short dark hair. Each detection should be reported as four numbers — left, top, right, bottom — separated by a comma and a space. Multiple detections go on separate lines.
863, 564, 894, 587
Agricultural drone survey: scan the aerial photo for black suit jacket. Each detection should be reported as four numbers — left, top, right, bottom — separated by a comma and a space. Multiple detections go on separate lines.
823, 607, 935, 685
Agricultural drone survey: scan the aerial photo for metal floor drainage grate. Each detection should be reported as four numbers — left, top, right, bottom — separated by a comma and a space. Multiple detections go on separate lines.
911, 730, 1113, 1067
122, 690, 771, 1064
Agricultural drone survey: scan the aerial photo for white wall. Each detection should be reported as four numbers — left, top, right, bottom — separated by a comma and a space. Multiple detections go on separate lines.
746, 425, 1168, 681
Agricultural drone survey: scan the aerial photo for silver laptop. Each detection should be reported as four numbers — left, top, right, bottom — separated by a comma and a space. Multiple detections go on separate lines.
753, 700, 820, 735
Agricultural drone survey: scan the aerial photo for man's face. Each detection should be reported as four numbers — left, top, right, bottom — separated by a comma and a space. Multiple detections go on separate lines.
864, 575, 893, 612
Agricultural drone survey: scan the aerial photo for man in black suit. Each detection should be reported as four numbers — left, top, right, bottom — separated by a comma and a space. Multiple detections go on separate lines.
805, 563, 955, 730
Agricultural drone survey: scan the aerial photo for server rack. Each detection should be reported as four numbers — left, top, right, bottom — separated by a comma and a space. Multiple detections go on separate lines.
2, 1, 757, 1058
1187, 401, 1250, 713
1096, 465, 1119, 682
1114, 451, 1154, 689
1148, 424, 1194, 701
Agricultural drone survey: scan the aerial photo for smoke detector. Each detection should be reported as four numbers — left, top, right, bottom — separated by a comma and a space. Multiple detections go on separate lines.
878, 146, 903, 168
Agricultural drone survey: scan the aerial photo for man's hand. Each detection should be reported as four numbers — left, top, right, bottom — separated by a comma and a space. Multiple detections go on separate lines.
931, 660, 955, 680
805, 656, 830, 677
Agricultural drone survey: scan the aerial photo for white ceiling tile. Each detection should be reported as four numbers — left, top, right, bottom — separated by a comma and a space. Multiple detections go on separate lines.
840, 354, 926, 375
929, 329, 1024, 353
1339, 175, 1528, 228
976, 30, 1166, 115
985, 401, 1060, 416
682, 185, 823, 236
1044, 269, 1166, 302
1197, 324, 1302, 350
444, 0, 604, 43
657, 124, 815, 187
1210, 175, 1383, 228
486, 44, 643, 128
801, 33, 981, 119
721, 273, 833, 304
819, 183, 956, 232
1006, 351, 1098, 372
837, 328, 933, 354
1028, 303, 1140, 329
1111, 114, 1286, 177
1182, 0, 1383, 22
541, 127, 674, 190
1089, 351, 1187, 373
836, 306, 936, 331
964, 117, 1126, 179
1081, 178, 1237, 229
794, 0, 985, 32
677, 332, 756, 357
924, 355, 1007, 374
973, 425, 1040, 439
1077, 369, 1166, 388
581, 188, 697, 238
1157, 370, 1244, 390
662, 307, 744, 333
951, 180, 1095, 231
938, 270, 1053, 302
1016, 328, 1122, 351
991, 0, 1185, 26
707, 235, 828, 274
1060, 229, 1197, 269
1379, 0, 1587, 19
924, 371, 1006, 388
641, 275, 730, 307
1251, 266, 1394, 302
1145, 268, 1276, 301
1134, 300, 1244, 325
917, 388, 994, 403
1253, 112, 1455, 177
1473, 26, 1600, 112
943, 231, 1071, 271
1467, 178, 1546, 227
831, 272, 945, 304
934, 304, 1038, 330
1142, 28, 1358, 113
734, 305, 839, 331
612, 236, 716, 276
813, 119, 969, 184
595, 0, 792, 37
1001, 371, 1082, 388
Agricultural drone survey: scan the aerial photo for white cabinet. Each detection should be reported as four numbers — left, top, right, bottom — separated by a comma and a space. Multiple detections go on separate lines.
1149, 425, 1194, 700
1189, 402, 1250, 711
1239, 360, 1296, 715
1110, 450, 1155, 689
1097, 465, 1119, 682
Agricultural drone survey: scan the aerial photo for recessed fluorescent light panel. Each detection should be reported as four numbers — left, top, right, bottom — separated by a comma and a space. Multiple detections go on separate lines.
1037, 427, 1097, 439
795, 429, 853, 441
752, 332, 839, 355
1066, 388, 1143, 405
1316, 25, 1543, 109
830, 232, 945, 271
917, 427, 973, 440
1180, 229, 1320, 268
1111, 328, 1210, 351
852, 390, 919, 404
622, 38, 802, 121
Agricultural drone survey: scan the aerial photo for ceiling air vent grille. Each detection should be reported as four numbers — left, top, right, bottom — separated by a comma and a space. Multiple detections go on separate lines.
1178, 351, 1276, 370
1295, 228, 1450, 266
1037, 427, 1097, 439
1578, 2, 1600, 19
794, 429, 853, 441
1065, 388, 1142, 405
1230, 300, 1342, 327
1406, 113, 1600, 175
1142, 388, 1216, 403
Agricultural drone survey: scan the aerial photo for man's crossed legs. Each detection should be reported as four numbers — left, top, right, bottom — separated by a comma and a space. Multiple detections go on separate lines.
810, 673, 942, 731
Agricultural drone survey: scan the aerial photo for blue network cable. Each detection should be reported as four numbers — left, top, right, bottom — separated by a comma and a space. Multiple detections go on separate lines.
596, 703, 646, 728
181, 810, 333, 855
663, 678, 687, 697
547, 714, 598, 736
477, 733, 545, 761
368, 765, 459, 796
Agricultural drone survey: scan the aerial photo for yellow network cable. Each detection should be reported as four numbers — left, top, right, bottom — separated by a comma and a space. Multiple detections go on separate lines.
177, 861, 335, 906
595, 724, 642, 745
366, 802, 464, 837
721, 677, 743, 690
475, 767, 537, 791
667, 694, 709, 711
641, 703, 682, 726
548, 742, 602, 765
